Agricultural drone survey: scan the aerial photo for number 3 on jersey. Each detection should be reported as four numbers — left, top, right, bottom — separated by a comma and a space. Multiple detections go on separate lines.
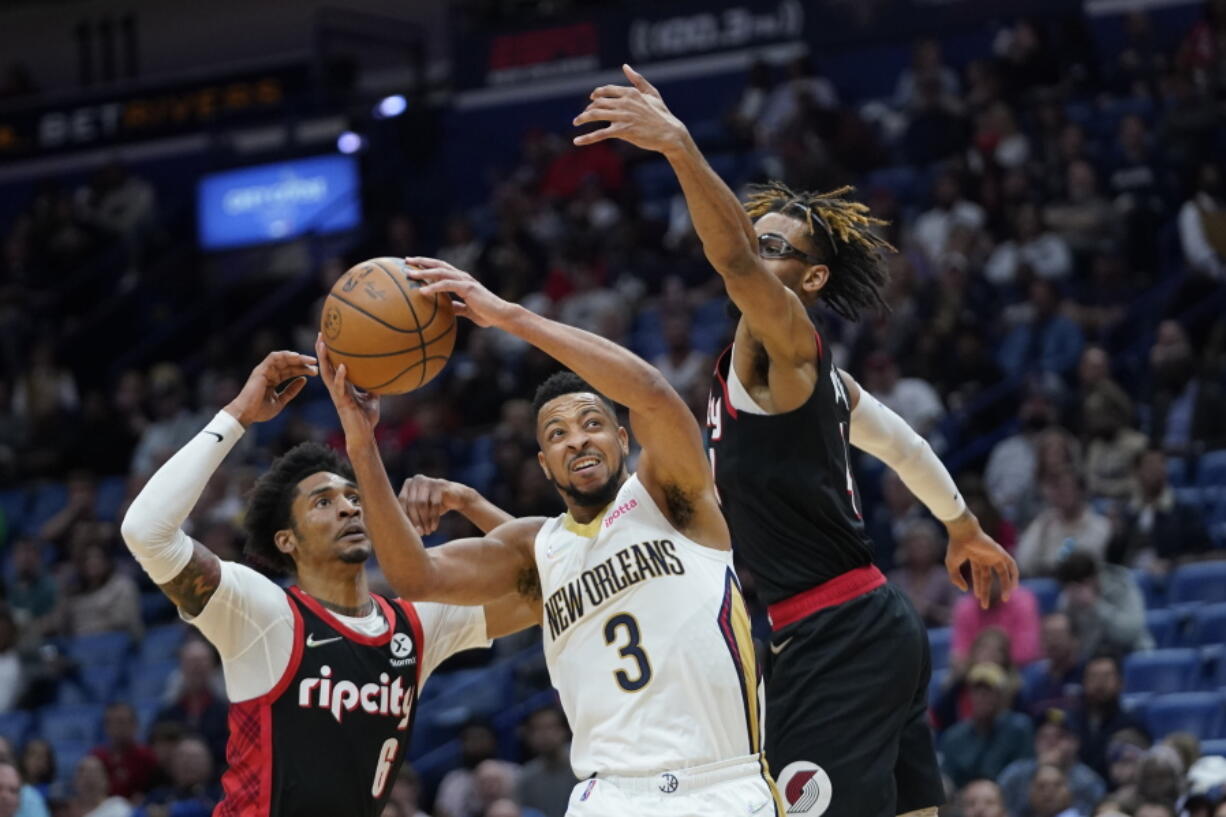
603, 613, 652, 692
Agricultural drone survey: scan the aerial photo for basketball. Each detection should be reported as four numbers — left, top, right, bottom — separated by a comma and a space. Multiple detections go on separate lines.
320, 257, 456, 395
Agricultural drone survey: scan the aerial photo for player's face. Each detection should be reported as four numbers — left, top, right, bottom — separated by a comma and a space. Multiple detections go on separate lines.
753, 212, 829, 304
281, 472, 371, 568
536, 394, 629, 511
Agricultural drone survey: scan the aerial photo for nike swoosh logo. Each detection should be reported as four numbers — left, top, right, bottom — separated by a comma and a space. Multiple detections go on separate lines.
769, 636, 794, 656
306, 634, 343, 648
203, 431, 223, 442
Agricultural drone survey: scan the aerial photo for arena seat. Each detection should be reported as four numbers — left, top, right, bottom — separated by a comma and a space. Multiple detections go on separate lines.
127, 659, 177, 703
1022, 578, 1061, 615
1143, 692, 1226, 740
1145, 609, 1179, 648
0, 711, 32, 746
139, 622, 188, 664
1170, 563, 1226, 605
927, 627, 951, 672
1124, 648, 1201, 694
38, 704, 104, 746
66, 631, 133, 666
1186, 603, 1226, 647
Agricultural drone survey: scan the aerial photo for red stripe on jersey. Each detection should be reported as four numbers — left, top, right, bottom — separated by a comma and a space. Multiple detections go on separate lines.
289, 586, 397, 646
714, 345, 739, 420
214, 598, 305, 816
395, 600, 426, 687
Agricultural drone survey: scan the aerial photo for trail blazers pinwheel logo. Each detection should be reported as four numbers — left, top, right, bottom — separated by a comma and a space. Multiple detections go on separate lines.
778, 761, 832, 815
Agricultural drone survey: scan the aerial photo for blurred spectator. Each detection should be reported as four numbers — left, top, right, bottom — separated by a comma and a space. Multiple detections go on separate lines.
999, 708, 1105, 817
0, 762, 17, 817
17, 740, 53, 801
0, 738, 47, 817
0, 606, 22, 713
59, 543, 142, 639
985, 203, 1074, 286
725, 60, 772, 147
129, 365, 201, 480
136, 736, 219, 817
1105, 730, 1152, 797
91, 702, 157, 800
1044, 161, 1120, 259
1112, 745, 1186, 815
1027, 763, 1080, 817
970, 102, 1032, 173
1082, 385, 1147, 504
76, 163, 156, 274
468, 760, 523, 817
960, 779, 1008, 817
434, 722, 516, 817
1071, 653, 1148, 779
37, 471, 99, 549
1176, 163, 1225, 279
895, 38, 961, 110
515, 707, 575, 817
938, 662, 1035, 787
144, 722, 183, 794
155, 640, 228, 767
758, 56, 839, 145
651, 313, 710, 399
998, 279, 1085, 379
70, 755, 132, 817
995, 19, 1062, 100
911, 172, 987, 270
1108, 449, 1210, 572
953, 581, 1041, 668
388, 765, 430, 817
937, 628, 1025, 730
438, 216, 486, 274
985, 388, 1062, 526
12, 337, 79, 421
867, 471, 927, 573
1023, 613, 1085, 716
887, 518, 956, 627
862, 353, 946, 442
1147, 320, 1226, 455
901, 74, 967, 166
1016, 470, 1111, 577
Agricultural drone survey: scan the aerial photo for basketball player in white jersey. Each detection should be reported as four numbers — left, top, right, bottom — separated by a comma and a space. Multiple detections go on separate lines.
316, 258, 782, 817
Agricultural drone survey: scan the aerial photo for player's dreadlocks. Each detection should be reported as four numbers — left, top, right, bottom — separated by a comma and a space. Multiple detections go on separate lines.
744, 181, 895, 321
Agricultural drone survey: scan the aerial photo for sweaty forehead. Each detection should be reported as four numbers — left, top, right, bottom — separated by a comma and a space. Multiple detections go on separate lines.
537, 393, 613, 429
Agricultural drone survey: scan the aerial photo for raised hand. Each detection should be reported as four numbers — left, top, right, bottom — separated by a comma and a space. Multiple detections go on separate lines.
404, 257, 518, 329
223, 351, 317, 427
572, 64, 688, 155
315, 334, 380, 446
944, 514, 1020, 610
398, 475, 476, 535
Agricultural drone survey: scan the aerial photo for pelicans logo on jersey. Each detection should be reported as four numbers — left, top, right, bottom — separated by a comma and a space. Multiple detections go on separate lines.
778, 761, 832, 815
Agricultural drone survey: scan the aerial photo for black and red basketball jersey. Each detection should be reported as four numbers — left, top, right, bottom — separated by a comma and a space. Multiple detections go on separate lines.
707, 335, 874, 606
216, 587, 423, 817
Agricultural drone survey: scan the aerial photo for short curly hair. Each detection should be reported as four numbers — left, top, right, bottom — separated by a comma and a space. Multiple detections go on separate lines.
532, 371, 616, 419
243, 442, 354, 576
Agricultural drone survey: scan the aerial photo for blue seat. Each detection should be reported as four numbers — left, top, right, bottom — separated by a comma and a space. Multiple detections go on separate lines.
0, 489, 27, 540
140, 623, 188, 664
92, 475, 127, 523
1134, 570, 1165, 610
39, 704, 104, 745
1201, 738, 1226, 757
1166, 457, 1188, 488
24, 482, 68, 533
1196, 451, 1226, 491
51, 740, 92, 785
1170, 563, 1226, 605
1023, 578, 1061, 615
1122, 691, 1153, 714
1124, 648, 1201, 694
127, 659, 177, 702
928, 667, 949, 710
1186, 603, 1226, 646
0, 711, 32, 745
66, 632, 132, 666
296, 399, 342, 433
1146, 609, 1179, 648
631, 161, 680, 200
1143, 692, 1226, 740
927, 627, 952, 672
139, 590, 176, 623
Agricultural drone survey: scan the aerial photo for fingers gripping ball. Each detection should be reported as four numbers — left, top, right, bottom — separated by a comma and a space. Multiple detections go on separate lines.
320, 258, 456, 395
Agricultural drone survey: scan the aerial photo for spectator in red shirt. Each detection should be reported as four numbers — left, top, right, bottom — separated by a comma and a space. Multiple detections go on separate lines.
91, 702, 158, 799
953, 578, 1041, 668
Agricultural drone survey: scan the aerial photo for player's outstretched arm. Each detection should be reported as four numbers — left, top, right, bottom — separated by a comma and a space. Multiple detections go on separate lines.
316, 335, 543, 607
121, 351, 317, 615
838, 369, 1019, 609
407, 260, 726, 546
399, 474, 513, 535
573, 64, 815, 368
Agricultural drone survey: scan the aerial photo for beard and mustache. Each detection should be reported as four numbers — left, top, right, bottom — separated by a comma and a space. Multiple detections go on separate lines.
549, 450, 628, 510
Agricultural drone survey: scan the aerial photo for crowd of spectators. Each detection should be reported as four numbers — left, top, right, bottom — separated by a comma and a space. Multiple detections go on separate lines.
1, 3, 1226, 817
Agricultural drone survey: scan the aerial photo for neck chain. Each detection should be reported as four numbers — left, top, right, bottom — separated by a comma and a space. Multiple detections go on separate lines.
318, 596, 375, 617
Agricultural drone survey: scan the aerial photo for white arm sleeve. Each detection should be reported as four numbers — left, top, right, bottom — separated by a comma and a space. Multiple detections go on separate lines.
849, 390, 967, 522
413, 602, 491, 682
120, 410, 245, 583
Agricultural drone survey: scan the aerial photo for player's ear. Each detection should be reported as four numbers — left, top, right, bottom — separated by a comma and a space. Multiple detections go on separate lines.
616, 426, 629, 455
803, 264, 829, 296
537, 450, 553, 482
274, 529, 297, 556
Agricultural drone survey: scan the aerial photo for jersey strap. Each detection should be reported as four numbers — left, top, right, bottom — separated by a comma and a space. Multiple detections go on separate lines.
766, 565, 885, 631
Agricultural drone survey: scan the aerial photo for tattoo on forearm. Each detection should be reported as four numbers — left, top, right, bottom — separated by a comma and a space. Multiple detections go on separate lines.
516, 565, 542, 602
158, 543, 222, 616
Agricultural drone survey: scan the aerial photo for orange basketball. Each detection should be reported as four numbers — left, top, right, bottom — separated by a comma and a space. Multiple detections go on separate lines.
320, 257, 456, 395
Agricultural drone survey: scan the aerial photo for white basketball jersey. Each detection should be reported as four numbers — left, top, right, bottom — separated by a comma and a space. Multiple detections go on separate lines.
535, 474, 763, 778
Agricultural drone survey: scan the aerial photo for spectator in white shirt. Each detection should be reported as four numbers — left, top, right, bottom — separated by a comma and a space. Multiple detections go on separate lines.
1177, 161, 1226, 279
1016, 470, 1111, 577
986, 203, 1074, 285
912, 172, 987, 270
862, 352, 946, 443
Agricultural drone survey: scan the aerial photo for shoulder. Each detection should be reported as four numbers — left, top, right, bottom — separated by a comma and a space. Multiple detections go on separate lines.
491, 516, 549, 548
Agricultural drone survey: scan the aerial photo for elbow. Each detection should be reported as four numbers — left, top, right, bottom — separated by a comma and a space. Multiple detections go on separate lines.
119, 507, 149, 551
